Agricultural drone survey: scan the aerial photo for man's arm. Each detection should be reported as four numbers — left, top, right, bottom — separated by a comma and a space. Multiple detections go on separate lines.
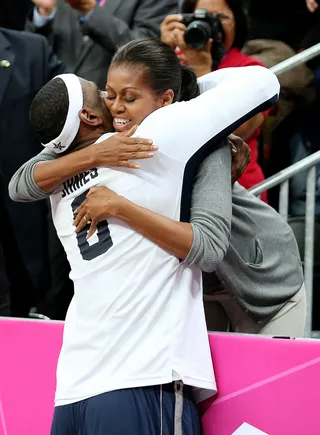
185, 147, 232, 271
8, 133, 156, 202
9, 148, 58, 202
74, 145, 232, 272
135, 66, 279, 163
82, 0, 178, 53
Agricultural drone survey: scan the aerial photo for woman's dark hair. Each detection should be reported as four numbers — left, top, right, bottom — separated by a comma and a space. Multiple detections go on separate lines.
181, 0, 248, 50
111, 38, 199, 102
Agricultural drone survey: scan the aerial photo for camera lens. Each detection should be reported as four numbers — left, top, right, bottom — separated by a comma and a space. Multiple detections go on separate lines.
184, 20, 212, 49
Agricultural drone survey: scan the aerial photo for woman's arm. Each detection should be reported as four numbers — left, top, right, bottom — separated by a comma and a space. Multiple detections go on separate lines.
121, 145, 233, 270
73, 184, 193, 259
117, 202, 193, 260
74, 145, 232, 272
9, 131, 156, 202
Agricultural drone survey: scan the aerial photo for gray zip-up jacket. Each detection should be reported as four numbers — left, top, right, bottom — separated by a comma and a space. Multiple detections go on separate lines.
9, 146, 304, 324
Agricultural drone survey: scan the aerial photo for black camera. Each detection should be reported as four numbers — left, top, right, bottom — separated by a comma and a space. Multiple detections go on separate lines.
181, 8, 225, 50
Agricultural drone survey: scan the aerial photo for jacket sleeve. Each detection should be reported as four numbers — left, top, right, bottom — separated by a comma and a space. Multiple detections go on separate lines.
136, 67, 280, 163
185, 144, 232, 273
82, 0, 178, 52
9, 149, 58, 202
25, 7, 55, 38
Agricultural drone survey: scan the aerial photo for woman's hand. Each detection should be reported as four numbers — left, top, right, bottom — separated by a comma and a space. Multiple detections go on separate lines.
306, 0, 318, 12
73, 186, 124, 238
160, 14, 186, 48
89, 125, 158, 169
173, 31, 213, 77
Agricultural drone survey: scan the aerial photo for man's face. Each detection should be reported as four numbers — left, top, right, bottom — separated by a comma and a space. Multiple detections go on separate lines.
196, 0, 235, 51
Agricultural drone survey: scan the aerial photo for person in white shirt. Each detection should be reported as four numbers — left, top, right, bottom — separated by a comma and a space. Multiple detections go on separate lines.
27, 39, 279, 435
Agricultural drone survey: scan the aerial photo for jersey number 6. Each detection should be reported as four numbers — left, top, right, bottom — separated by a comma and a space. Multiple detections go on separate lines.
71, 190, 113, 261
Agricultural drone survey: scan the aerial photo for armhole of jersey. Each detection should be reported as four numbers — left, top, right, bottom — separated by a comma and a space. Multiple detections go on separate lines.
179, 94, 278, 223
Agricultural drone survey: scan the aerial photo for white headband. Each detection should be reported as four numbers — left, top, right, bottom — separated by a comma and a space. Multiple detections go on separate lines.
42, 74, 83, 154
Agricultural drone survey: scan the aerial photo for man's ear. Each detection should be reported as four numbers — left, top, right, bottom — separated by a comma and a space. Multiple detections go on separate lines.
160, 89, 174, 107
79, 107, 103, 127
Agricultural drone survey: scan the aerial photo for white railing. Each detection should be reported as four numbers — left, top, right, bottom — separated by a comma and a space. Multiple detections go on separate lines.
249, 42, 320, 338
270, 42, 320, 76
250, 152, 320, 338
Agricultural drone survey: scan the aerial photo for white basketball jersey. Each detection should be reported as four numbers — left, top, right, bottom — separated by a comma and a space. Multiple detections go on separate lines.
50, 67, 279, 406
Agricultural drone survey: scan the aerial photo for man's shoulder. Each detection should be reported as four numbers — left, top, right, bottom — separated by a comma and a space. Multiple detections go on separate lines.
0, 28, 46, 51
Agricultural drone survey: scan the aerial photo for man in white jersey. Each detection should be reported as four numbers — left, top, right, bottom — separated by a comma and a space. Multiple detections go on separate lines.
29, 67, 279, 434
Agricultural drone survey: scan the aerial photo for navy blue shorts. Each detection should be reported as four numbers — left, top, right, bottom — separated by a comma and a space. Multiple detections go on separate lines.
51, 382, 201, 435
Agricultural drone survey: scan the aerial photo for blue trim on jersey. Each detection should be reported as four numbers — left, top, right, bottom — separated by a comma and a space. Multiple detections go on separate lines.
179, 94, 278, 223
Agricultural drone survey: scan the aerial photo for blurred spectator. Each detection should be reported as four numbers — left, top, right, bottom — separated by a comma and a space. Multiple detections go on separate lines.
306, 0, 319, 12
26, 0, 178, 89
243, 40, 315, 129
0, 0, 32, 31
287, 103, 320, 216
301, 1, 320, 73
161, 0, 270, 201
244, 0, 320, 215
247, 0, 319, 52
0, 27, 66, 317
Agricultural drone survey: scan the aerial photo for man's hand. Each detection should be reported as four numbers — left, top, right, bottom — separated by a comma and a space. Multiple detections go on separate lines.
228, 134, 251, 184
306, 0, 319, 12
89, 125, 158, 169
73, 186, 124, 238
173, 31, 213, 77
65, 0, 96, 15
32, 0, 56, 16
160, 14, 186, 48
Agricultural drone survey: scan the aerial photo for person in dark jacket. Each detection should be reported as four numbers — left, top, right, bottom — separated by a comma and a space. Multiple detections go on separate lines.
27, 0, 178, 89
0, 27, 66, 317
0, 0, 32, 31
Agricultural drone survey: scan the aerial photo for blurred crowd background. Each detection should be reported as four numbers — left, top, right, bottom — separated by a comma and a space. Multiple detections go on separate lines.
0, 0, 319, 330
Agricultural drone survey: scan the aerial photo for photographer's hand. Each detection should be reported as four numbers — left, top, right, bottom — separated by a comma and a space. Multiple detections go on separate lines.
160, 15, 186, 49
173, 31, 213, 78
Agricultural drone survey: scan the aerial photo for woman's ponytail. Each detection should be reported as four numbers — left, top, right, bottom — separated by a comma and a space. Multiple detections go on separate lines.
179, 65, 200, 102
